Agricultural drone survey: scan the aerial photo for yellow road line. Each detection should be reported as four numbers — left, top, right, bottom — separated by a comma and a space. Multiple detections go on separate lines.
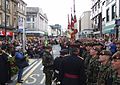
16, 60, 42, 85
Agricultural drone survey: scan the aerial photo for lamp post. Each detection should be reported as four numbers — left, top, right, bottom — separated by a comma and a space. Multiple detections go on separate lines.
4, 0, 7, 42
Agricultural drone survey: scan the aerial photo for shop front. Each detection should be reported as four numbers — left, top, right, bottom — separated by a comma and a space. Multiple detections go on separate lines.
102, 24, 115, 40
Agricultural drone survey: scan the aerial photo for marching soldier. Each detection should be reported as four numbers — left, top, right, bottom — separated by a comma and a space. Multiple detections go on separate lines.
42, 45, 54, 85
111, 51, 120, 85
97, 50, 113, 85
59, 44, 86, 85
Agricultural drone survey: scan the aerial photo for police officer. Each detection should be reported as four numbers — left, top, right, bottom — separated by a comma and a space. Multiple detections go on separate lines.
53, 49, 69, 85
59, 44, 86, 85
97, 50, 113, 85
111, 51, 120, 85
42, 45, 54, 85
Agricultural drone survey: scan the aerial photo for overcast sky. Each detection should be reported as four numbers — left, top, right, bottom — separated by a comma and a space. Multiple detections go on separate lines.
24, 0, 91, 30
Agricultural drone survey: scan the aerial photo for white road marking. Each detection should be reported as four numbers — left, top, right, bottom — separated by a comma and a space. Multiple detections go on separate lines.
15, 60, 38, 80
40, 74, 45, 84
25, 74, 40, 84
40, 66, 44, 70
22, 59, 42, 81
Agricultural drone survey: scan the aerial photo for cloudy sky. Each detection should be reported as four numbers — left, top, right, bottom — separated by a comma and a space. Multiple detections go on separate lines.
24, 0, 91, 30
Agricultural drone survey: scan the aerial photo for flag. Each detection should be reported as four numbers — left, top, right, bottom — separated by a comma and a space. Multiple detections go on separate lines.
68, 14, 71, 29
74, 13, 77, 29
71, 13, 74, 29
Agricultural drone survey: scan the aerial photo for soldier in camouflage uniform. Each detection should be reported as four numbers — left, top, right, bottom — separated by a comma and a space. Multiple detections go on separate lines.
86, 47, 100, 85
97, 50, 113, 85
83, 43, 92, 70
42, 45, 54, 85
111, 51, 120, 85
115, 41, 120, 51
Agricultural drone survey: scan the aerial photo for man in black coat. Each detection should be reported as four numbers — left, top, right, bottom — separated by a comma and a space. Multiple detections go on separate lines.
53, 49, 69, 85
0, 43, 9, 85
59, 45, 86, 85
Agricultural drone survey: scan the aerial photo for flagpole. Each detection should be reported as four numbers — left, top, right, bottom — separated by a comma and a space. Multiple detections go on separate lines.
73, 0, 75, 13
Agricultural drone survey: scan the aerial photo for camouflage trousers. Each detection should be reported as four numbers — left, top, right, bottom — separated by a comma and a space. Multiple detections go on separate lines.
45, 71, 53, 85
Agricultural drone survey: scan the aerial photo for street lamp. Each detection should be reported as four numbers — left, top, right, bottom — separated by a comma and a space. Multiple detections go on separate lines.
4, 0, 7, 42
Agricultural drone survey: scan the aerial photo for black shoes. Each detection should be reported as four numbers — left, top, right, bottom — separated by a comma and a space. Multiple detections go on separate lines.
17, 80, 23, 83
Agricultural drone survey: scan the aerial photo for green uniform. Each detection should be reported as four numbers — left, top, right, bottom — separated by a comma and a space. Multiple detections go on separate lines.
112, 72, 120, 85
97, 62, 113, 85
42, 50, 54, 85
87, 56, 100, 85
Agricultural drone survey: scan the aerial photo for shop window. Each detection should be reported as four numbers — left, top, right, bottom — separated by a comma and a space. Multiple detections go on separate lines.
106, 8, 109, 22
112, 4, 116, 19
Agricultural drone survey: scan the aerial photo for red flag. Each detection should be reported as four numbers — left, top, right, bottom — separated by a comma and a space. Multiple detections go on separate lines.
71, 13, 74, 29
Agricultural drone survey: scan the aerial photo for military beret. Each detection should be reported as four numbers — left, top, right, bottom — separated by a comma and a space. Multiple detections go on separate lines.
99, 50, 112, 56
112, 51, 120, 60
92, 47, 100, 52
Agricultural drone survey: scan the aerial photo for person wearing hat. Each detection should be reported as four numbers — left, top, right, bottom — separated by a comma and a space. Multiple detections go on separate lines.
111, 51, 120, 84
15, 46, 29, 83
42, 45, 54, 85
97, 50, 113, 85
86, 47, 100, 85
53, 49, 69, 85
59, 46, 86, 85
115, 40, 120, 51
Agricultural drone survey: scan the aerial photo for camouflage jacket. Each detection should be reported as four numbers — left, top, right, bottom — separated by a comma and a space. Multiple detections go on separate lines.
87, 56, 100, 84
112, 72, 120, 85
42, 51, 54, 70
97, 62, 113, 85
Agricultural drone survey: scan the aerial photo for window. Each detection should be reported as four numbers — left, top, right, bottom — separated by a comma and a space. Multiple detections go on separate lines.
0, 13, 2, 24
32, 23, 34, 28
27, 17, 31, 22
6, 0, 9, 10
112, 4, 116, 19
95, 17, 97, 24
6, 15, 10, 26
92, 8, 94, 13
18, 3, 20, 8
95, 5, 97, 11
27, 23, 31, 29
33, 16, 35, 22
106, 8, 109, 22
102, 1, 105, 6
98, 2, 100, 8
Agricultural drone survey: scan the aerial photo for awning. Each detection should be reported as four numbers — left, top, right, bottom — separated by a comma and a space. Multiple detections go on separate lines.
25, 31, 45, 34
102, 24, 115, 34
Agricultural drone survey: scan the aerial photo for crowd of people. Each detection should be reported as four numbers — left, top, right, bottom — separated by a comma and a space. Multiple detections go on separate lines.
42, 37, 120, 85
1, 36, 120, 85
